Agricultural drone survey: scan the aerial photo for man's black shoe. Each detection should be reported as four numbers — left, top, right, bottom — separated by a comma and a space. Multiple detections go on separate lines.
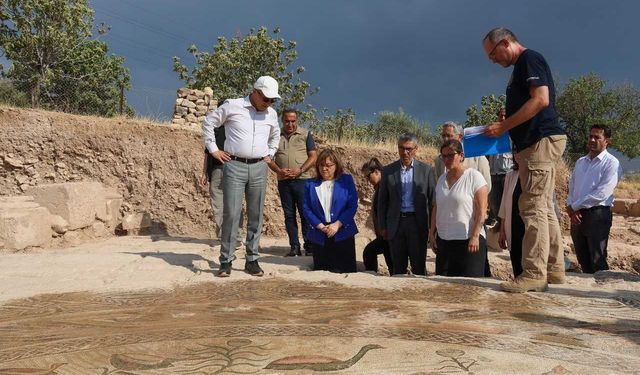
305, 249, 313, 256
245, 260, 264, 277
285, 246, 300, 257
217, 262, 232, 277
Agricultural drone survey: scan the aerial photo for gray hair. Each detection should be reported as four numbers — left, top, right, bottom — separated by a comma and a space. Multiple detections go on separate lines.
397, 133, 418, 146
442, 121, 463, 135
483, 27, 519, 44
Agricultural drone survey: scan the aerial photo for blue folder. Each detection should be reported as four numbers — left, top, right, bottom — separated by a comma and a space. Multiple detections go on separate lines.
463, 126, 512, 157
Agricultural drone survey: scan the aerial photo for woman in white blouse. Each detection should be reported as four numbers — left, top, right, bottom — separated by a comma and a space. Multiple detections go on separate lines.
428, 139, 489, 277
303, 149, 358, 273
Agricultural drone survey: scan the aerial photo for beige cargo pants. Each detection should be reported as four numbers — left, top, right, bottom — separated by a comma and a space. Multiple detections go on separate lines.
517, 135, 567, 280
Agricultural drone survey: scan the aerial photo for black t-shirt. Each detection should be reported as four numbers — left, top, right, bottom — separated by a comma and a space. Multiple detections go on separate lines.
205, 126, 227, 179
505, 49, 564, 151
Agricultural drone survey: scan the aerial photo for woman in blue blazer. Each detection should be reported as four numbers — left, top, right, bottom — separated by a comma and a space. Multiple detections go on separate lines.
303, 149, 358, 273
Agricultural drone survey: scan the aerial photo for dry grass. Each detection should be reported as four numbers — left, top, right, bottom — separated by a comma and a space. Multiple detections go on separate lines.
616, 173, 640, 199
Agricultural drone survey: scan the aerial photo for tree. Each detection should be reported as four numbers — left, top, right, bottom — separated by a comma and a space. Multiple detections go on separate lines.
370, 109, 435, 146
0, 0, 132, 116
173, 26, 317, 119
465, 94, 505, 127
557, 73, 640, 162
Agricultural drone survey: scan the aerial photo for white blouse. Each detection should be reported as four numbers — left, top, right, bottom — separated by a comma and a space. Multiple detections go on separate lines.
435, 168, 487, 241
315, 179, 335, 223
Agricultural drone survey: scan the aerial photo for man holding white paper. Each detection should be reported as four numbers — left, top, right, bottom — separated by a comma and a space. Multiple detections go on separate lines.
482, 27, 567, 293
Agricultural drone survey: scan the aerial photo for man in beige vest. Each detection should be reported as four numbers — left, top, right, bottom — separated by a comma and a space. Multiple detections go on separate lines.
268, 109, 318, 256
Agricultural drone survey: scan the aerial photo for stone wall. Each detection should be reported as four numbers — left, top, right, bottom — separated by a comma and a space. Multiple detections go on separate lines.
171, 87, 216, 127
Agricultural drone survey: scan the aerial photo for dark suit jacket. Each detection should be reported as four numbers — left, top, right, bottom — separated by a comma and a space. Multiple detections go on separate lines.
377, 159, 436, 240
303, 174, 359, 245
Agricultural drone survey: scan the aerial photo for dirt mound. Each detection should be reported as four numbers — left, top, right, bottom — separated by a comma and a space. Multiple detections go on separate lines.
0, 107, 405, 238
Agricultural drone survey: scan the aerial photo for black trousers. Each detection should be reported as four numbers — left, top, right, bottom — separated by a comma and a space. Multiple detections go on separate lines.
570, 206, 612, 273
510, 181, 525, 278
363, 236, 393, 274
435, 236, 487, 277
309, 236, 357, 273
389, 215, 426, 276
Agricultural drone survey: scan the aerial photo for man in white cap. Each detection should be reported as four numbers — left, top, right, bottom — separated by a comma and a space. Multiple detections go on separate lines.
202, 76, 281, 277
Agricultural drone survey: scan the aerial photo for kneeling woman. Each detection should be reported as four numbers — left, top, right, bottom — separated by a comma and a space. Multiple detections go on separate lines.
303, 149, 358, 273
429, 139, 489, 277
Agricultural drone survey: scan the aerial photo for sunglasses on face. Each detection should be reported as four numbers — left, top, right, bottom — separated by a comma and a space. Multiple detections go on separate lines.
257, 90, 277, 104
441, 152, 459, 160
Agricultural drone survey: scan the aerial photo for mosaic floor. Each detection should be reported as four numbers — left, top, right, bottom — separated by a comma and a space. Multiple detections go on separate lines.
0, 279, 639, 374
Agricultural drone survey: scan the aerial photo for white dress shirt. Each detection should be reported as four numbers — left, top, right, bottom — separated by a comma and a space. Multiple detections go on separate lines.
567, 149, 622, 210
202, 96, 280, 158
315, 180, 335, 223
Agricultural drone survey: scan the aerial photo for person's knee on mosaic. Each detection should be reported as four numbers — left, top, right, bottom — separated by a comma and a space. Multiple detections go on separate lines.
267, 108, 317, 257
566, 124, 621, 274
430, 140, 489, 277
303, 149, 358, 273
360, 157, 393, 275
378, 134, 436, 276
482, 27, 567, 292
202, 76, 281, 278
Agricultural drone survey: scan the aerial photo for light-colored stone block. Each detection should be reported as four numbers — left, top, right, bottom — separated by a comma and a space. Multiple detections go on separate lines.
26, 182, 106, 230
0, 207, 51, 249
122, 212, 152, 231
104, 189, 123, 228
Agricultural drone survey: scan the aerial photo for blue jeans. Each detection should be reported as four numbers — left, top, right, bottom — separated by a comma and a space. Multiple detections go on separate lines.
277, 179, 309, 249
219, 160, 267, 264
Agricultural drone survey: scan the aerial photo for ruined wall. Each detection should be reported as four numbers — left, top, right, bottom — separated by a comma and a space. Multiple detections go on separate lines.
171, 87, 217, 127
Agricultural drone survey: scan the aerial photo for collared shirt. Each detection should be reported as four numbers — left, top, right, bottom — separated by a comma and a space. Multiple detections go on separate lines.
488, 152, 513, 175
315, 179, 335, 223
400, 160, 415, 212
202, 96, 280, 159
567, 149, 622, 210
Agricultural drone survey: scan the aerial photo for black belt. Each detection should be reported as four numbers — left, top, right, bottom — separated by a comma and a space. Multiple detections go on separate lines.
229, 155, 263, 164
580, 205, 610, 213
400, 212, 415, 217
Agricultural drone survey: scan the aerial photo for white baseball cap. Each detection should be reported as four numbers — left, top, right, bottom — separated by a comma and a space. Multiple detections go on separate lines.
253, 76, 281, 99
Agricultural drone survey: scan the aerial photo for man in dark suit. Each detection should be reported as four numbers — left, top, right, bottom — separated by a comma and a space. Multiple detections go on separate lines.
377, 134, 436, 276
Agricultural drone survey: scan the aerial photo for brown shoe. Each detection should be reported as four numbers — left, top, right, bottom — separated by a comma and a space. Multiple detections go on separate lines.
501, 276, 548, 293
547, 271, 566, 284
217, 262, 232, 277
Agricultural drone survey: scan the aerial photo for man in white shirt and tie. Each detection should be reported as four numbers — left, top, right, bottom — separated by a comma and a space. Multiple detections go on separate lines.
566, 124, 622, 274
202, 76, 281, 277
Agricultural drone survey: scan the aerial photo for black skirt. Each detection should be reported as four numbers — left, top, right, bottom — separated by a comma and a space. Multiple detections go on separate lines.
309, 236, 357, 273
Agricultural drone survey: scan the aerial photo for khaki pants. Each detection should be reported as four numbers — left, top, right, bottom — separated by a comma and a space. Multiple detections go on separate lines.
517, 135, 566, 279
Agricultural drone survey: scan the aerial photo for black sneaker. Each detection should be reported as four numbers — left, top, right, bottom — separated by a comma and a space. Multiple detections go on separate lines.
244, 260, 264, 277
217, 262, 232, 277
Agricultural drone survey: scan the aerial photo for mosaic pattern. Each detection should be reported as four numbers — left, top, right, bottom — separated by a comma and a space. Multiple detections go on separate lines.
0, 279, 639, 374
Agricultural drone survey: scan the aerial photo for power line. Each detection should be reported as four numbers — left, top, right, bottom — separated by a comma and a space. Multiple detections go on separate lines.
93, 5, 193, 45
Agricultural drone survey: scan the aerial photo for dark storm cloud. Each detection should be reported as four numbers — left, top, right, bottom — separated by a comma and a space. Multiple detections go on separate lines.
91, 0, 640, 128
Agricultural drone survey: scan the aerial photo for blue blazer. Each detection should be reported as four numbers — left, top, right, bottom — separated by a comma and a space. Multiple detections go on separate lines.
303, 174, 359, 245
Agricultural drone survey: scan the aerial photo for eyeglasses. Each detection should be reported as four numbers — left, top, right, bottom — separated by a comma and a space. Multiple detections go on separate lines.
257, 90, 277, 104
441, 152, 459, 160
488, 39, 505, 58
398, 146, 416, 153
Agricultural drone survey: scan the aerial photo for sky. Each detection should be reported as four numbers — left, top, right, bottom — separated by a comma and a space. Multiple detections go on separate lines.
87, 1, 639, 169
